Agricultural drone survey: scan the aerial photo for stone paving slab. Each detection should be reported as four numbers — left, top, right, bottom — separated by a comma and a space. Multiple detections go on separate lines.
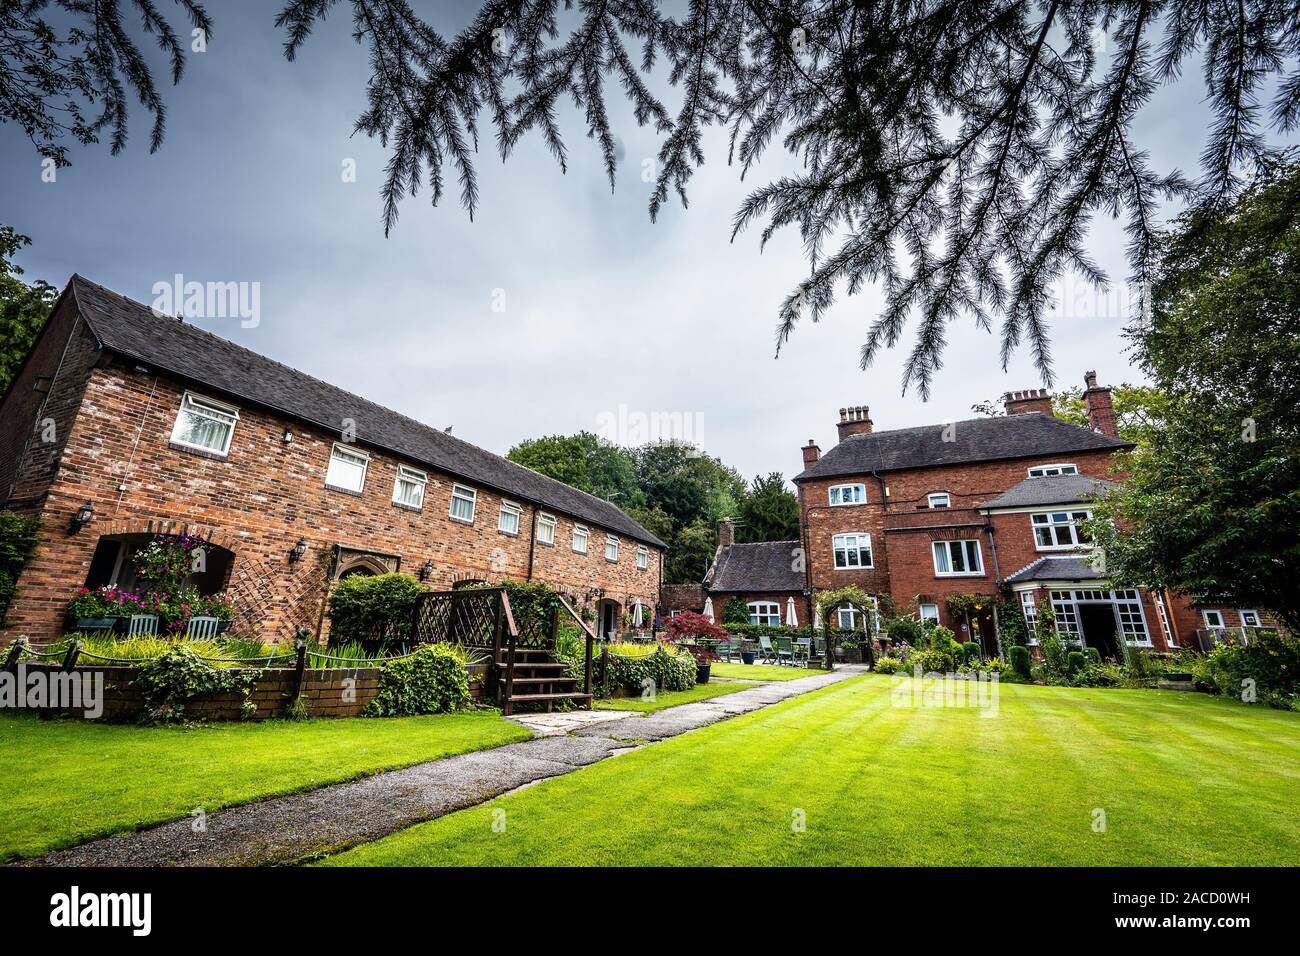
21, 665, 866, 867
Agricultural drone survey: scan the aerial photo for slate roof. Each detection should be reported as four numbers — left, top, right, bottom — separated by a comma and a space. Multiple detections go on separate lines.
978, 474, 1120, 510
704, 541, 804, 592
65, 276, 664, 547
1003, 555, 1106, 584
795, 415, 1130, 481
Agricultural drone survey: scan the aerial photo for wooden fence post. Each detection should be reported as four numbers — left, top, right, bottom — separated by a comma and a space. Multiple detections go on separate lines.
4, 637, 27, 672
292, 639, 307, 701
62, 640, 82, 672
601, 645, 609, 698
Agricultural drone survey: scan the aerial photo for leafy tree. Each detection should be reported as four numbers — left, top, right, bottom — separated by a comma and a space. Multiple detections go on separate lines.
736, 472, 799, 543
271, 1, 1300, 395
508, 431, 643, 507
669, 519, 718, 587
0, 227, 56, 395
1050, 384, 1169, 447
1, 1, 212, 165
722, 596, 750, 626
1090, 161, 1300, 631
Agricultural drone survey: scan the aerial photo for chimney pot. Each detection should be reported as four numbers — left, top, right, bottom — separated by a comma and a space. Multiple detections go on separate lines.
1004, 388, 1055, 417
717, 517, 735, 549
836, 403, 874, 441
1083, 371, 1118, 437
802, 439, 821, 466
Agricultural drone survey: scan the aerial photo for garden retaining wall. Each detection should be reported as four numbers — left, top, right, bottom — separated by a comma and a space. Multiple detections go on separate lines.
4, 662, 488, 721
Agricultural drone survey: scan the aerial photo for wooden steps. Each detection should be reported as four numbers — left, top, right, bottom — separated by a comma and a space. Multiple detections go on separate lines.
495, 646, 591, 714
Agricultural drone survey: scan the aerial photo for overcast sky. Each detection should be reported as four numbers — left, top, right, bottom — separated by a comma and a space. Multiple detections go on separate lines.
0, 2, 1251, 484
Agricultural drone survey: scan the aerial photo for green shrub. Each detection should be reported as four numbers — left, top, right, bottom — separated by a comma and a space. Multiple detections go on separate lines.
563, 643, 696, 698
1009, 645, 1031, 679
961, 641, 981, 664
1085, 647, 1102, 666
874, 656, 901, 674
886, 616, 923, 647
1067, 651, 1087, 675
996, 602, 1030, 647
364, 644, 471, 716
722, 596, 750, 626
1196, 630, 1299, 709
327, 573, 428, 645
0, 511, 39, 625
135, 645, 260, 724
910, 647, 955, 674
1038, 629, 1068, 679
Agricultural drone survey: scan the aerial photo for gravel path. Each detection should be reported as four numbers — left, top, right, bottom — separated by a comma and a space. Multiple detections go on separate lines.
22, 665, 865, 867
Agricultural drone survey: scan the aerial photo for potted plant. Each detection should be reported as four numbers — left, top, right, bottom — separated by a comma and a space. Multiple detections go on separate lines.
740, 637, 756, 666
662, 611, 727, 683
65, 586, 141, 631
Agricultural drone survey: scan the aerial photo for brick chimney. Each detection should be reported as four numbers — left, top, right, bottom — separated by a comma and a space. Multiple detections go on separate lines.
1003, 388, 1054, 416
801, 439, 820, 467
836, 405, 873, 441
1083, 370, 1119, 437
717, 517, 735, 549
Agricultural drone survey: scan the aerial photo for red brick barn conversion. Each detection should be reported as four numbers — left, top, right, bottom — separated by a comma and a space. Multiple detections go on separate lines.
701, 518, 804, 628
779, 381, 1273, 657
0, 277, 664, 646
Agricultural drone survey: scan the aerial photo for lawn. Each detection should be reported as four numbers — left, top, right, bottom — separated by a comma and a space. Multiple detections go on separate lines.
711, 662, 816, 682
595, 680, 756, 712
323, 675, 1300, 866
0, 711, 530, 861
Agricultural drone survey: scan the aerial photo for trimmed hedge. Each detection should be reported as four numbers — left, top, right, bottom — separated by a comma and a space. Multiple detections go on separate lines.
328, 573, 427, 645
1009, 645, 1032, 679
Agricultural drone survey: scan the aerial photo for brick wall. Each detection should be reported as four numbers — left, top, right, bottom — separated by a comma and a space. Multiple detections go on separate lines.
2, 346, 661, 644
706, 590, 807, 627
7, 662, 488, 721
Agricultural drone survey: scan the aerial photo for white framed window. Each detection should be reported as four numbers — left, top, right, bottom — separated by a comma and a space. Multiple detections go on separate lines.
1031, 510, 1092, 549
636, 545, 648, 570
1027, 463, 1078, 477
392, 465, 426, 508
932, 539, 984, 576
537, 513, 556, 546
449, 484, 477, 523
325, 443, 369, 493
836, 598, 879, 634
1020, 591, 1040, 644
170, 392, 239, 455
927, 492, 950, 509
919, 603, 940, 624
605, 534, 619, 562
1154, 592, 1175, 647
1239, 609, 1262, 628
498, 500, 522, 535
828, 483, 867, 506
1202, 609, 1226, 629
832, 532, 873, 569
748, 601, 781, 626
573, 525, 589, 553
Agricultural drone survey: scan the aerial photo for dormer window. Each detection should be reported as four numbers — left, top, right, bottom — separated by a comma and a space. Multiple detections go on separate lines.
829, 483, 867, 506
1028, 463, 1078, 477
927, 492, 950, 508
170, 392, 239, 456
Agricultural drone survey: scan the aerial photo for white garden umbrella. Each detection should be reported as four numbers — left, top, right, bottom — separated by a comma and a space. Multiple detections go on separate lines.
702, 596, 715, 622
786, 596, 799, 627
632, 602, 644, 628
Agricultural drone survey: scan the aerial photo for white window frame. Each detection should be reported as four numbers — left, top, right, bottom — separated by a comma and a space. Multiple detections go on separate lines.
1238, 609, 1262, 629
449, 484, 477, 524
927, 492, 951, 509
828, 483, 867, 506
932, 539, 984, 577
537, 513, 556, 546
604, 534, 620, 562
748, 601, 781, 627
498, 500, 522, 535
636, 545, 648, 570
1020, 591, 1040, 645
573, 525, 589, 554
836, 598, 880, 634
831, 532, 873, 569
1030, 509, 1093, 550
1202, 609, 1226, 629
1027, 463, 1078, 477
392, 465, 427, 509
169, 391, 239, 456
919, 603, 940, 624
1154, 592, 1176, 647
325, 442, 370, 493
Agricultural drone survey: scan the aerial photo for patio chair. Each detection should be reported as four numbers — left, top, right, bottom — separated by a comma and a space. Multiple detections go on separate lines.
794, 638, 812, 666
757, 635, 778, 664
814, 637, 827, 661
773, 636, 795, 666
126, 614, 158, 637
186, 616, 220, 639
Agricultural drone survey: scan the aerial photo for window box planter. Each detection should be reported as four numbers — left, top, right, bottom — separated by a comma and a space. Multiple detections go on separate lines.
72, 617, 117, 632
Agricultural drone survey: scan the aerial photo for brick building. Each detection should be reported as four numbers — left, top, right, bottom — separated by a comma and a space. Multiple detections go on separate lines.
715, 377, 1273, 656
700, 518, 803, 628
0, 277, 664, 645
